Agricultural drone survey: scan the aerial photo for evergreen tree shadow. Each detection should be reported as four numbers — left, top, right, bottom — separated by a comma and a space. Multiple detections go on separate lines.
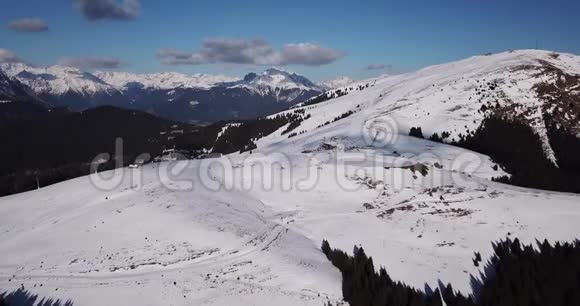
323, 237, 580, 306
468, 248, 499, 302
0, 288, 73, 306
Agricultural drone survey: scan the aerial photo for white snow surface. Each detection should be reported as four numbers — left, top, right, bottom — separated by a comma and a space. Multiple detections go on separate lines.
95, 71, 239, 91
1, 50, 580, 306
1, 142, 579, 305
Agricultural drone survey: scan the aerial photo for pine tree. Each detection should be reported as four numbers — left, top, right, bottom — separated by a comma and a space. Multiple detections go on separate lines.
409, 127, 424, 138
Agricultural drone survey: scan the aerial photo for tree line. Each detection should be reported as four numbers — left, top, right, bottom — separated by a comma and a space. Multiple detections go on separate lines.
408, 114, 580, 194
322, 237, 580, 306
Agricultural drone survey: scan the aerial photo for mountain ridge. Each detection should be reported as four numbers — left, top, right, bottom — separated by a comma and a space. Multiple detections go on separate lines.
0, 64, 324, 121
95, 70, 239, 90
241, 49, 580, 192
0, 69, 40, 103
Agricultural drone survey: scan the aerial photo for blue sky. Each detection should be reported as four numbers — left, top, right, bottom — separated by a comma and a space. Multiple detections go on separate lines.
1, 0, 579, 81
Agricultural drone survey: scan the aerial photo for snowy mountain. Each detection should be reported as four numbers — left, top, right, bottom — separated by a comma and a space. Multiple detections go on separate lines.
94, 68, 323, 123
225, 68, 322, 103
235, 68, 319, 90
95, 71, 239, 90
95, 68, 321, 99
259, 50, 580, 168
1, 62, 124, 110
2, 96, 580, 306
1, 64, 322, 121
1, 50, 579, 306
317, 76, 354, 90
0, 69, 39, 103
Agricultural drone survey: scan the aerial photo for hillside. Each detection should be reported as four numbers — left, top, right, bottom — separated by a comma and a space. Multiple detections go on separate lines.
1, 50, 580, 305
1, 132, 579, 305
255, 50, 579, 150
0, 103, 198, 196
243, 50, 580, 192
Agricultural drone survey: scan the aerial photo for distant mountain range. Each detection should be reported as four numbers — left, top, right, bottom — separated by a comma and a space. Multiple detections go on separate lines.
0, 64, 338, 123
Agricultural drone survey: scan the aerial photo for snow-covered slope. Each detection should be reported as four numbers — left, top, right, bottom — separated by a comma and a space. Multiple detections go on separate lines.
317, 76, 354, 90
1, 50, 579, 305
95, 71, 239, 90
1, 136, 579, 305
262, 50, 580, 165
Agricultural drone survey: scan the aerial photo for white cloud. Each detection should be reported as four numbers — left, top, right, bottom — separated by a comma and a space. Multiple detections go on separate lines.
74, 0, 141, 21
58, 56, 125, 69
280, 43, 342, 66
158, 38, 343, 66
7, 18, 49, 32
0, 48, 21, 63
365, 64, 387, 70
